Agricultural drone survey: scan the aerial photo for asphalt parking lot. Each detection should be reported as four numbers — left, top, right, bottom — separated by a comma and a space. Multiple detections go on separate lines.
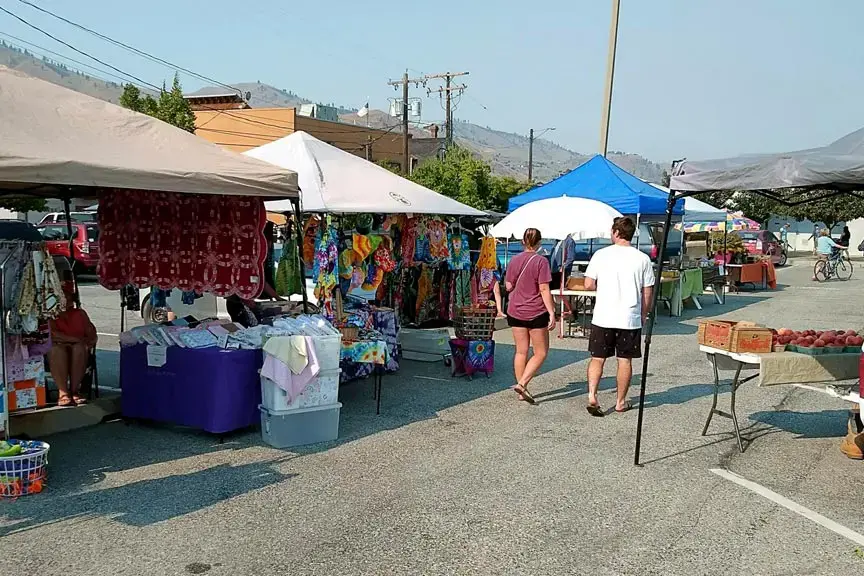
2, 261, 864, 576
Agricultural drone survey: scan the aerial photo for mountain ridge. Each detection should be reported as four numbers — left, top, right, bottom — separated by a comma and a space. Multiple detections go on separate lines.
0, 42, 666, 183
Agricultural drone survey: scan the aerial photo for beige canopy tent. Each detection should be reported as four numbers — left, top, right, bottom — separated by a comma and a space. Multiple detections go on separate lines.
0, 66, 298, 198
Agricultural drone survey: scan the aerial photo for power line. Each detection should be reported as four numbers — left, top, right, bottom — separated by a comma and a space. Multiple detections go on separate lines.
0, 30, 134, 86
14, 0, 241, 96
0, 5, 409, 149
0, 3, 162, 91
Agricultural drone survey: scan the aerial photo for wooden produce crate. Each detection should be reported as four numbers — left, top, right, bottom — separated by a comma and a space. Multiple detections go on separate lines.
697, 320, 737, 349
729, 327, 773, 354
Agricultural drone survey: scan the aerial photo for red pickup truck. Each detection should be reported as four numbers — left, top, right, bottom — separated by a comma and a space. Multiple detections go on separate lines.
37, 223, 100, 274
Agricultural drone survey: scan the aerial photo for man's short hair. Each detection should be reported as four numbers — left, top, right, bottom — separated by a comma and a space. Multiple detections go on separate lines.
612, 217, 636, 241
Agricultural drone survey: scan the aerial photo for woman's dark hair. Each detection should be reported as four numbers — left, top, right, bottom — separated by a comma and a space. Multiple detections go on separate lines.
523, 228, 542, 249
612, 217, 636, 241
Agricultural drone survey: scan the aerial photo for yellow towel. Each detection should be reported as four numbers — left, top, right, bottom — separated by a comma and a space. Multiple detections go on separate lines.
263, 335, 308, 374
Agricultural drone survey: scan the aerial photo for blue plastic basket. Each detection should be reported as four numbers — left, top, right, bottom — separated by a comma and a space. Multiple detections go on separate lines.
0, 440, 50, 498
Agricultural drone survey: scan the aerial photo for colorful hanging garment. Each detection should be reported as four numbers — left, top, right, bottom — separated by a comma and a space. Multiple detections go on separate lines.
312, 221, 339, 300
302, 216, 320, 267
448, 234, 471, 270
275, 236, 303, 297
97, 189, 267, 300
415, 265, 434, 321
427, 219, 449, 260
477, 236, 497, 270
401, 218, 418, 264
373, 237, 397, 273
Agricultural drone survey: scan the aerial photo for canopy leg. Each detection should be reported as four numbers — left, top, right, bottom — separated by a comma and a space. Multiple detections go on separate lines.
634, 194, 676, 466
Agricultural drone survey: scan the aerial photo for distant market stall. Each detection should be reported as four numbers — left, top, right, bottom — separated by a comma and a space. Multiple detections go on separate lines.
0, 67, 302, 468
245, 132, 498, 405
634, 127, 864, 465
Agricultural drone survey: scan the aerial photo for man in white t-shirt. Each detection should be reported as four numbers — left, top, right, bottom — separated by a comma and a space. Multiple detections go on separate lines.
583, 217, 655, 416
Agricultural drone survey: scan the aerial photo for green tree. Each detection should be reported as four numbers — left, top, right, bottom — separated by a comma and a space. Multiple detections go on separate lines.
489, 175, 531, 213
0, 198, 47, 213
119, 74, 195, 132
780, 189, 864, 232
411, 146, 495, 210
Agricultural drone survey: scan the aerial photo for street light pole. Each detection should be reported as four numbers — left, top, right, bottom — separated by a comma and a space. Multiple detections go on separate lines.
528, 127, 555, 183
598, 0, 620, 157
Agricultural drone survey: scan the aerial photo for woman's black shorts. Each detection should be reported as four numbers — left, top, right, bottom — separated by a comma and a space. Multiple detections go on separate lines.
507, 312, 550, 329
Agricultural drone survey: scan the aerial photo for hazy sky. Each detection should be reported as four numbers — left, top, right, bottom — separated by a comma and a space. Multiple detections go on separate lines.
2, 0, 862, 164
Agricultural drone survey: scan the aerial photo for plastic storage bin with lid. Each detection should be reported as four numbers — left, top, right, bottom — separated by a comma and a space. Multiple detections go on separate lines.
259, 403, 341, 449
261, 368, 340, 412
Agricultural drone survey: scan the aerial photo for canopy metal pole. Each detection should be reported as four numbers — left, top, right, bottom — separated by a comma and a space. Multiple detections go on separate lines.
291, 199, 308, 314
62, 195, 80, 304
558, 239, 567, 338
635, 213, 641, 250
633, 193, 676, 466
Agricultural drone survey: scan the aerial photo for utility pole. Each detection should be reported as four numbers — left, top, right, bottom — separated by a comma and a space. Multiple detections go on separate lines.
598, 0, 621, 157
528, 127, 555, 183
425, 71, 469, 148
364, 135, 372, 161
387, 71, 425, 174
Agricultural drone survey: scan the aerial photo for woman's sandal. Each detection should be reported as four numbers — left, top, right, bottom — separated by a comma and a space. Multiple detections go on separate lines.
586, 403, 604, 417
513, 385, 537, 405
58, 397, 74, 407
72, 396, 88, 406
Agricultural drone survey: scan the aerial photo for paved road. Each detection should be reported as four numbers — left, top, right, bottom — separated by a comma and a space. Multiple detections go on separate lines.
3, 263, 864, 575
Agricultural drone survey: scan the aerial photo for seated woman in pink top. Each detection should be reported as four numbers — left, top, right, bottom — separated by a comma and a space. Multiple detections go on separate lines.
505, 228, 556, 404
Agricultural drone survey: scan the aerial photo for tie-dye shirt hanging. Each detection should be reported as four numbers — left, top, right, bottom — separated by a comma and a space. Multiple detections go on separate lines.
448, 234, 471, 270
427, 219, 449, 260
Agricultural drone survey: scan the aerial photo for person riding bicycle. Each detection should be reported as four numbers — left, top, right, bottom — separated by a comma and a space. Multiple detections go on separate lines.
812, 229, 845, 280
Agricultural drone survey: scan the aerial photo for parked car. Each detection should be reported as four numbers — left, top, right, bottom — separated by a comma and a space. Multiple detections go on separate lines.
738, 230, 787, 266
496, 223, 683, 271
38, 212, 97, 225
37, 223, 100, 274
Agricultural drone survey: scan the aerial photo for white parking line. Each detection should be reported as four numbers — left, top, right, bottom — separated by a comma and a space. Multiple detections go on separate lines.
96, 332, 119, 337
710, 468, 864, 546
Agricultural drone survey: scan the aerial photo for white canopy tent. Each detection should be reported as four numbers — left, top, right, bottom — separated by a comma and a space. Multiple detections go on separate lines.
649, 183, 725, 222
244, 131, 484, 216
0, 66, 298, 198
489, 196, 622, 240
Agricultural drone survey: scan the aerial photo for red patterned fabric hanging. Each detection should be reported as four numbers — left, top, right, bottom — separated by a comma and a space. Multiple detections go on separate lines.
97, 189, 267, 299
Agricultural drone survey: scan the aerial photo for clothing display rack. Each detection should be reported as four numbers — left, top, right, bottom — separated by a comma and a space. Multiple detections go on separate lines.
0, 240, 49, 439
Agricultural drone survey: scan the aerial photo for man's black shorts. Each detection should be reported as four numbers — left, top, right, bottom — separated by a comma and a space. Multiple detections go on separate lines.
588, 325, 642, 359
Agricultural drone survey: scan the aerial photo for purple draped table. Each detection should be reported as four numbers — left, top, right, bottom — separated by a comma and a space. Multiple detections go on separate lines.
120, 344, 262, 434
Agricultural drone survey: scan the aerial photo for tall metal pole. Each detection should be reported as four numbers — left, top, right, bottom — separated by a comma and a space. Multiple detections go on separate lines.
445, 74, 452, 147
528, 128, 535, 183
598, 0, 620, 157
402, 71, 409, 174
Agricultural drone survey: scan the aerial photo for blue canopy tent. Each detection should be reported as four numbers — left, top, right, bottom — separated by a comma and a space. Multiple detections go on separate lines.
509, 154, 684, 216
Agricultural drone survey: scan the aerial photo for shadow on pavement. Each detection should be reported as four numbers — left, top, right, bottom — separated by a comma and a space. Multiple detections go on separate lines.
749, 409, 848, 439
0, 458, 293, 535
296, 345, 589, 455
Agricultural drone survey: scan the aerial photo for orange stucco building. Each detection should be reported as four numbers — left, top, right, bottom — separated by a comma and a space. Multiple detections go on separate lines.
194, 108, 408, 165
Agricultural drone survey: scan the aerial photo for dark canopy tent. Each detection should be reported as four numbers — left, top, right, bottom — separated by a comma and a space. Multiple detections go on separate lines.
634, 127, 864, 465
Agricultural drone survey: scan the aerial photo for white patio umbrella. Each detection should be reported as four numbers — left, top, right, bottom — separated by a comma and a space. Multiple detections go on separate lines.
490, 196, 622, 339
489, 196, 622, 240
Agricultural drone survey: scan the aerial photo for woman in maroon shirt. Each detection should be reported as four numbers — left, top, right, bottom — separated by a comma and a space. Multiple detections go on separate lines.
505, 228, 556, 403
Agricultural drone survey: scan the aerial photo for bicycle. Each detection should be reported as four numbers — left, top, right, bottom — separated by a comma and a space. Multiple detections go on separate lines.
813, 249, 853, 282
